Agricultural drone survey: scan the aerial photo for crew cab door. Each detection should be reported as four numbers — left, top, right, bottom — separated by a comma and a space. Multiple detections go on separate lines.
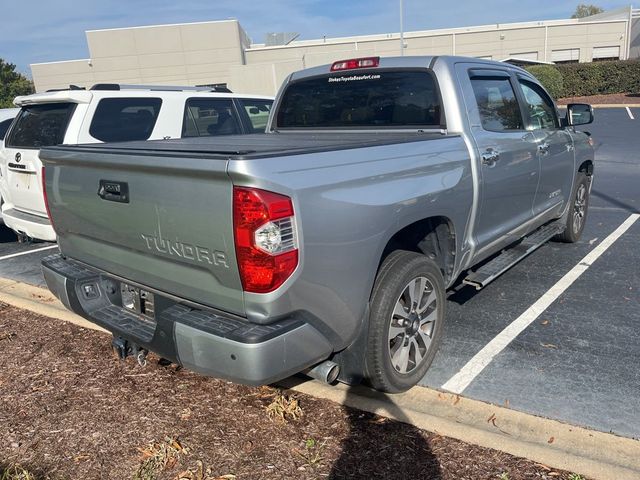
460, 67, 540, 255
516, 77, 575, 219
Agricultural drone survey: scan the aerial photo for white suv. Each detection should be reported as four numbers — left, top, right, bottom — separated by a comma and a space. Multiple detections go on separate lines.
0, 84, 273, 241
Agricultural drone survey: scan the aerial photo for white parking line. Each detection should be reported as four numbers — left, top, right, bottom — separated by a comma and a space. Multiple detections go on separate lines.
0, 245, 58, 261
442, 213, 640, 394
626, 107, 635, 120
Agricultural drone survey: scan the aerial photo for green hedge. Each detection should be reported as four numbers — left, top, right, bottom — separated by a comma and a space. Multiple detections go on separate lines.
525, 65, 564, 99
525, 60, 640, 98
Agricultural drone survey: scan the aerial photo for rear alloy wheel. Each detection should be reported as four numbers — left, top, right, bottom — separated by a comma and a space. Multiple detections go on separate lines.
366, 250, 445, 393
555, 173, 590, 243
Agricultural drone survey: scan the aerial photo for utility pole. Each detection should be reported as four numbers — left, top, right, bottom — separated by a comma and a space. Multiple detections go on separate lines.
400, 0, 405, 56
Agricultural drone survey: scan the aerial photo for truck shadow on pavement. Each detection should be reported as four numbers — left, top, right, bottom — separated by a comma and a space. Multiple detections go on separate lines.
303, 381, 443, 479
328, 385, 442, 479
281, 377, 442, 478
591, 189, 639, 214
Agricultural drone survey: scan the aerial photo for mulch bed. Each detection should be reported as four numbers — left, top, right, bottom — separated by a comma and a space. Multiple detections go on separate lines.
557, 93, 640, 105
0, 303, 585, 479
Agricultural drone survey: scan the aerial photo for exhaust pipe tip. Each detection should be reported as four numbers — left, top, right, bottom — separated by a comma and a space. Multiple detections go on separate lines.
305, 360, 340, 384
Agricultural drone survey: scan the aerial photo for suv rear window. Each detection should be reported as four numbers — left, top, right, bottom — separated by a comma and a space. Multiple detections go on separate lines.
276, 70, 442, 129
5, 103, 76, 148
90, 98, 162, 142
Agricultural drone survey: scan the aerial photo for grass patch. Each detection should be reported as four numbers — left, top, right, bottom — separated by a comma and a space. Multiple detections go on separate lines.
294, 438, 327, 469
0, 464, 37, 480
133, 437, 189, 480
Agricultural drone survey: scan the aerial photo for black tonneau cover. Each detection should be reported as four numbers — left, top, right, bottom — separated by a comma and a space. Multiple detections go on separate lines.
45, 132, 452, 160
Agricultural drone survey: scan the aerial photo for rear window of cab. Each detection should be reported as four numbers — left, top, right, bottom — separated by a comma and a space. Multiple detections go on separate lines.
276, 70, 442, 129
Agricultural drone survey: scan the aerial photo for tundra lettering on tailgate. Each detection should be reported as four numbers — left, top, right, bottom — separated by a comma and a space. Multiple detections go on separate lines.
141, 233, 229, 268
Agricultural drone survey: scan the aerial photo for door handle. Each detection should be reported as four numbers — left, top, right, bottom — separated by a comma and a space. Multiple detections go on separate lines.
481, 149, 500, 166
538, 142, 550, 154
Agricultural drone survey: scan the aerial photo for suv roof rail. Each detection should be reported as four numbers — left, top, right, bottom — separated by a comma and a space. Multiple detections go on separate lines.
89, 83, 233, 93
46, 84, 86, 92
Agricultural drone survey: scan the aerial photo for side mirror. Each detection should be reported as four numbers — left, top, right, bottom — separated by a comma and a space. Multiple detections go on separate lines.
249, 107, 260, 115
566, 103, 594, 126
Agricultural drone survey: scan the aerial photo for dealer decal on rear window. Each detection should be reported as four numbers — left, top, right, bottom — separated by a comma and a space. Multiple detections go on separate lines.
328, 74, 381, 83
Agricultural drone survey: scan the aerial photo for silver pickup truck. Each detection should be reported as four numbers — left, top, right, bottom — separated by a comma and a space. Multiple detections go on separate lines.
40, 56, 594, 393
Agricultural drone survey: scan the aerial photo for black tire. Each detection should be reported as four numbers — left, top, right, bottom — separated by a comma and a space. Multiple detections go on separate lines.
365, 250, 446, 393
555, 173, 590, 243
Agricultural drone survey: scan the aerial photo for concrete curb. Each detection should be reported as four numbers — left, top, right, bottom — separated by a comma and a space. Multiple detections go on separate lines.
590, 104, 640, 108
280, 379, 640, 480
557, 104, 640, 108
1, 278, 638, 479
0, 278, 107, 333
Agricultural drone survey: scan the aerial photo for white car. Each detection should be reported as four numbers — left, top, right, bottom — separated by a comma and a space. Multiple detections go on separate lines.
0, 108, 20, 221
0, 85, 273, 241
0, 108, 20, 142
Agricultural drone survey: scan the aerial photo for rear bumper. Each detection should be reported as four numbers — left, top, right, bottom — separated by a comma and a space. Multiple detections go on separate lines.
42, 254, 333, 385
2, 207, 56, 241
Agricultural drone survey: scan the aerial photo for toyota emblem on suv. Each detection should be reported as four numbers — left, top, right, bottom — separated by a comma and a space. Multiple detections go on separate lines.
14, 153, 21, 163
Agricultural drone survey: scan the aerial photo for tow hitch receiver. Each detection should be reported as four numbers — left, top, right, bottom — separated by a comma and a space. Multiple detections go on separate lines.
111, 336, 148, 366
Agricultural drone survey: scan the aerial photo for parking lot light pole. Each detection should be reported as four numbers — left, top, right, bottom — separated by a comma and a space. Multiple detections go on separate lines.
400, 0, 405, 56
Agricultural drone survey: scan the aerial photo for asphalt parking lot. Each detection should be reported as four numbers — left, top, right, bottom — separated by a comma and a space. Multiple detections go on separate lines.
0, 107, 637, 440
423, 107, 640, 439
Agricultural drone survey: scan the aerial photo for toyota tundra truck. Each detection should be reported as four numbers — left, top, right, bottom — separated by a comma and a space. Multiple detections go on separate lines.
39, 56, 594, 393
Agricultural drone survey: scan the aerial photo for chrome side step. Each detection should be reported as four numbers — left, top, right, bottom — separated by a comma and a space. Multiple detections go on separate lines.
463, 222, 565, 290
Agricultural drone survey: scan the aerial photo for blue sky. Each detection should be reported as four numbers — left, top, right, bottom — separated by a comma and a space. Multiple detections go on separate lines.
1, 0, 627, 75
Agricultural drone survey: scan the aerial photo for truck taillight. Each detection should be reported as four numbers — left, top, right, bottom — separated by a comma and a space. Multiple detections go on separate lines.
233, 187, 298, 293
41, 167, 55, 232
330, 56, 380, 71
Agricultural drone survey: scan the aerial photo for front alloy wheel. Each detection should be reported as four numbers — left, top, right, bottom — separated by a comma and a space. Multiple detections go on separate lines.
555, 172, 590, 243
572, 182, 587, 235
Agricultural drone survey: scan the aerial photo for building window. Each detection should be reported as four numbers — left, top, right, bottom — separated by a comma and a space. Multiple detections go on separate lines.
509, 52, 538, 61
592, 46, 620, 62
551, 48, 580, 64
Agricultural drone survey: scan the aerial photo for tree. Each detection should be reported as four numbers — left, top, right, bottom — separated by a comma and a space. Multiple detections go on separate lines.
0, 59, 34, 108
571, 4, 604, 18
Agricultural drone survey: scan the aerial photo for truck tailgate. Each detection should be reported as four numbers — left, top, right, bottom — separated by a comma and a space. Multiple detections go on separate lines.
40, 147, 244, 316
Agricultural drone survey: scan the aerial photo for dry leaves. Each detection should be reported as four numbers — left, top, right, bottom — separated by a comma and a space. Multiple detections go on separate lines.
134, 437, 189, 480
0, 332, 16, 342
266, 390, 303, 422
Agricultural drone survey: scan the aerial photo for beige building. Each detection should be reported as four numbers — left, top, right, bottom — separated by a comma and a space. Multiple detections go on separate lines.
31, 7, 640, 95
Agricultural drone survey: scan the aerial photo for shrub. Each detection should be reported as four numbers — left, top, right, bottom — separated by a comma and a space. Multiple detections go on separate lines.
526, 60, 640, 98
525, 65, 564, 98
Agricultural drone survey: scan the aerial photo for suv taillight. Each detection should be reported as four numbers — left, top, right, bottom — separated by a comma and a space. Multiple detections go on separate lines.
41, 167, 55, 232
233, 187, 298, 293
